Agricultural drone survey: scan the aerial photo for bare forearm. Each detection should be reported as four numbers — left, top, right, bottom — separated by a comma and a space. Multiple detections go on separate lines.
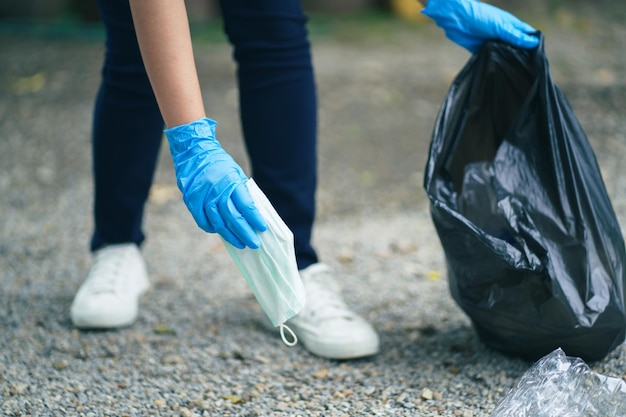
129, 0, 205, 128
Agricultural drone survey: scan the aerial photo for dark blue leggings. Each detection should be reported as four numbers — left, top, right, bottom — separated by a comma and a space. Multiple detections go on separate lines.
91, 0, 318, 269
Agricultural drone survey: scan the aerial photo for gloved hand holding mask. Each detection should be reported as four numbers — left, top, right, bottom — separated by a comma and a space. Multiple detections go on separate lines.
421, 0, 539, 53
222, 179, 306, 346
164, 117, 267, 249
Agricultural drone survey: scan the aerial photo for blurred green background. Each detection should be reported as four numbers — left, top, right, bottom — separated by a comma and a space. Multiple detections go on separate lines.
1, 0, 623, 40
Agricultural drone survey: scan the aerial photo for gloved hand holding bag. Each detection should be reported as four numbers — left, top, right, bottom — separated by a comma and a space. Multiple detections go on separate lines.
422, 0, 539, 53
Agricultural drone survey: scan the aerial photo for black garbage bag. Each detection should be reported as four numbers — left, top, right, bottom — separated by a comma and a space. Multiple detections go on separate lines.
423, 33, 626, 362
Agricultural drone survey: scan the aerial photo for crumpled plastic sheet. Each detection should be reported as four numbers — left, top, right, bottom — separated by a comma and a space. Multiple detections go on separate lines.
491, 348, 626, 416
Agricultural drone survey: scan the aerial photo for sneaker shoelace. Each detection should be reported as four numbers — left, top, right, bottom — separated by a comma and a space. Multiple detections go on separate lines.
83, 248, 128, 295
302, 269, 356, 322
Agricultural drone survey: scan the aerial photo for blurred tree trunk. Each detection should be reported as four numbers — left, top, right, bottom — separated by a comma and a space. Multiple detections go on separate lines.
70, 0, 99, 22
0, 0, 70, 18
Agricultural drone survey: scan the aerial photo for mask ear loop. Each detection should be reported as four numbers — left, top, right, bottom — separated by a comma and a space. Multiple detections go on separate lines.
279, 324, 298, 347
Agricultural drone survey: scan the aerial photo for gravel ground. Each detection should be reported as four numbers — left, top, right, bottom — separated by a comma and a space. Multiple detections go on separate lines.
1, 3, 626, 416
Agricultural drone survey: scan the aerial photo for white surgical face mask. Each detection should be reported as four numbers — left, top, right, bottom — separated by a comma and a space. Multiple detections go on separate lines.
222, 179, 306, 346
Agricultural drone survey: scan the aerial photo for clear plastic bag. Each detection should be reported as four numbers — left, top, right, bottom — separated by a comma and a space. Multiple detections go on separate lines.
491, 348, 626, 416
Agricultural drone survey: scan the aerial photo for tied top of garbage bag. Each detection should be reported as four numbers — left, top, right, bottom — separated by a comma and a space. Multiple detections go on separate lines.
423, 33, 626, 361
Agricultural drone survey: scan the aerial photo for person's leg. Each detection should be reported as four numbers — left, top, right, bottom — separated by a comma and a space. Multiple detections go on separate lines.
219, 0, 318, 270
219, 0, 379, 359
72, 0, 160, 329
91, 0, 164, 251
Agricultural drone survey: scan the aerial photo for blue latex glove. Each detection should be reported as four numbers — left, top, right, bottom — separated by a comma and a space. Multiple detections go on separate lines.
422, 0, 539, 53
164, 117, 267, 249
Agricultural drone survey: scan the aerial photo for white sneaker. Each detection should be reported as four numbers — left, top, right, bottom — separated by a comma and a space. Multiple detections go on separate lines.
288, 263, 379, 360
71, 243, 149, 329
